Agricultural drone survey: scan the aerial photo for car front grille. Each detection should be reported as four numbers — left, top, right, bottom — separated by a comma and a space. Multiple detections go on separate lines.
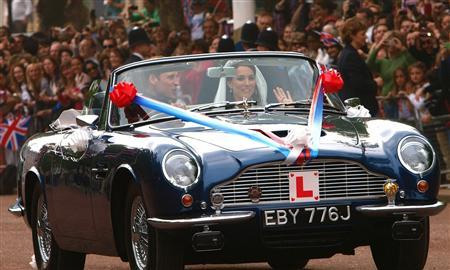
214, 160, 387, 207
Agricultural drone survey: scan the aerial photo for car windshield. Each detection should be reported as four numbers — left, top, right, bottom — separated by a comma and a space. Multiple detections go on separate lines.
109, 55, 319, 127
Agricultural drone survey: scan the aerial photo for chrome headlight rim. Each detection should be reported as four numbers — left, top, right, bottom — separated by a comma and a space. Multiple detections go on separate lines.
397, 135, 436, 175
162, 149, 201, 189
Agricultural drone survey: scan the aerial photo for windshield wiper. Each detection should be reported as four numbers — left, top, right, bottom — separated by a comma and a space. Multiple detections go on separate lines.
190, 100, 257, 112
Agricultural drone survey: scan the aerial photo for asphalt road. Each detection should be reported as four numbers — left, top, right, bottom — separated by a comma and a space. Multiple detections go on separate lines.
1, 194, 449, 270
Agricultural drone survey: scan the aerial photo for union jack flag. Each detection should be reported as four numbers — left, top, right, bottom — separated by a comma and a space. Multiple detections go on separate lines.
315, 31, 341, 47
0, 115, 31, 151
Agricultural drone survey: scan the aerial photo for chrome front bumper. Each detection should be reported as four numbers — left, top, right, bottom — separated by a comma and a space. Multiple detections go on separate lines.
356, 201, 446, 217
147, 211, 255, 229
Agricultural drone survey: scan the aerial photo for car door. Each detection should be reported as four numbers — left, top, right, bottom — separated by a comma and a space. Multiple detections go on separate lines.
48, 127, 97, 240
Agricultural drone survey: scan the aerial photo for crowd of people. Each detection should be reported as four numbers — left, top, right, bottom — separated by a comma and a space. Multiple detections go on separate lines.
0, 0, 449, 168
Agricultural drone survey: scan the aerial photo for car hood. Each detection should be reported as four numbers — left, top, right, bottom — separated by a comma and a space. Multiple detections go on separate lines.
146, 112, 359, 152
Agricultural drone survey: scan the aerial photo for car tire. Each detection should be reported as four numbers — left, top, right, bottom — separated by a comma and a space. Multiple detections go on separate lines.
124, 184, 184, 270
370, 217, 429, 270
31, 184, 86, 270
268, 258, 309, 270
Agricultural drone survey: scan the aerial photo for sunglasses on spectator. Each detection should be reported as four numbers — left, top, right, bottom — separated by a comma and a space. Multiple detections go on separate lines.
103, 44, 115, 48
86, 66, 97, 72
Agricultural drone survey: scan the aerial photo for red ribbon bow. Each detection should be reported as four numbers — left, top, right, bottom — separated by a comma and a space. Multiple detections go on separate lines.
322, 69, 344, 94
110, 82, 138, 108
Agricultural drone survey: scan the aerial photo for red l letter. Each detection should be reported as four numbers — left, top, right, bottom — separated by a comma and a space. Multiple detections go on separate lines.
296, 176, 313, 198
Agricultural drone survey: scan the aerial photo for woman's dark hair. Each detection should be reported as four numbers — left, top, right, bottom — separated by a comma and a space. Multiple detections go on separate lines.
109, 48, 127, 62
40, 56, 60, 82
84, 60, 102, 79
226, 62, 261, 103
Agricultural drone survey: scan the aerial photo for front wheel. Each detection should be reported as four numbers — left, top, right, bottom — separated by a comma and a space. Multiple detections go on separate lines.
124, 184, 184, 270
31, 184, 86, 270
370, 217, 429, 270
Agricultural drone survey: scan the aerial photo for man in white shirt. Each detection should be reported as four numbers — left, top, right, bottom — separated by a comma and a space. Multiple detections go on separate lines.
11, 0, 32, 33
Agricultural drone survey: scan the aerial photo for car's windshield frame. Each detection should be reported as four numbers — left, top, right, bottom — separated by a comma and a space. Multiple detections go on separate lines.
106, 52, 333, 129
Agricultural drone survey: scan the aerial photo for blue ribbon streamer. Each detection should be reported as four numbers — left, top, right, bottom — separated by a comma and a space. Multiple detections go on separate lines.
134, 95, 292, 157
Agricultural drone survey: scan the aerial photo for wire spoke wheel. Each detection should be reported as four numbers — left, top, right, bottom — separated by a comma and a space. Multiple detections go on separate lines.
36, 194, 52, 265
130, 196, 149, 270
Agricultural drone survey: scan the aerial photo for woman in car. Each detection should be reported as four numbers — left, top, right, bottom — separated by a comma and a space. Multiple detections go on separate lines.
214, 61, 293, 105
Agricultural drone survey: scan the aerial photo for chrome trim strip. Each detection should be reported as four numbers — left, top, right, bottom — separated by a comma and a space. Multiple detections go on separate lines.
356, 201, 446, 217
147, 211, 255, 229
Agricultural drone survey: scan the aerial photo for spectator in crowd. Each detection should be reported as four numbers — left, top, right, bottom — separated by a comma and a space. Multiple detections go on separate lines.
59, 47, 73, 65
289, 32, 308, 54
316, 31, 342, 68
42, 56, 60, 96
109, 48, 127, 72
102, 37, 117, 54
337, 17, 378, 116
256, 28, 279, 51
256, 11, 274, 31
125, 27, 152, 64
371, 23, 389, 59
235, 21, 259, 51
306, 0, 338, 32
71, 56, 90, 93
203, 18, 219, 45
79, 38, 99, 65
394, 68, 415, 121
59, 61, 84, 110
49, 41, 62, 62
11, 0, 33, 33
9, 63, 30, 106
367, 31, 416, 117
128, 0, 160, 26
217, 35, 235, 52
84, 60, 103, 84
189, 0, 207, 41
104, 0, 125, 20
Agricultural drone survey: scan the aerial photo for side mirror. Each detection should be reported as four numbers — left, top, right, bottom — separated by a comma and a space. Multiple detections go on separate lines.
76, 115, 99, 127
344, 97, 361, 107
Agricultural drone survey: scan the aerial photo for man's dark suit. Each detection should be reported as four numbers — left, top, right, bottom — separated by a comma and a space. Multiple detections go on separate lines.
337, 45, 379, 116
124, 53, 144, 65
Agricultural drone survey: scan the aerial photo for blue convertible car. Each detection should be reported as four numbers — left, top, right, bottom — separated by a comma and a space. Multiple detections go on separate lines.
9, 52, 446, 270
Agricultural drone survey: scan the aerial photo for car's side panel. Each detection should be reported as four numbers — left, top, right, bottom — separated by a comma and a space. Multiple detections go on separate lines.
47, 130, 97, 242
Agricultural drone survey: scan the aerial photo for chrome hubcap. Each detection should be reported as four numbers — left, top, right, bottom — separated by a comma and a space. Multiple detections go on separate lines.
131, 196, 149, 270
36, 195, 52, 264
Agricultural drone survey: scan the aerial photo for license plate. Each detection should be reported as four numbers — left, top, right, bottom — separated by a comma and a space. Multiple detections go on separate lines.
263, 205, 351, 227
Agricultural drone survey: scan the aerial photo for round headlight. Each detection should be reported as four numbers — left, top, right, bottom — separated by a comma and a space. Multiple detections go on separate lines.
162, 149, 200, 189
398, 136, 435, 174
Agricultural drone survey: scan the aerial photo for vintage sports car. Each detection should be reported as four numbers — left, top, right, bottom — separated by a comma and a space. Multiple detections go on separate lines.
9, 52, 446, 270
